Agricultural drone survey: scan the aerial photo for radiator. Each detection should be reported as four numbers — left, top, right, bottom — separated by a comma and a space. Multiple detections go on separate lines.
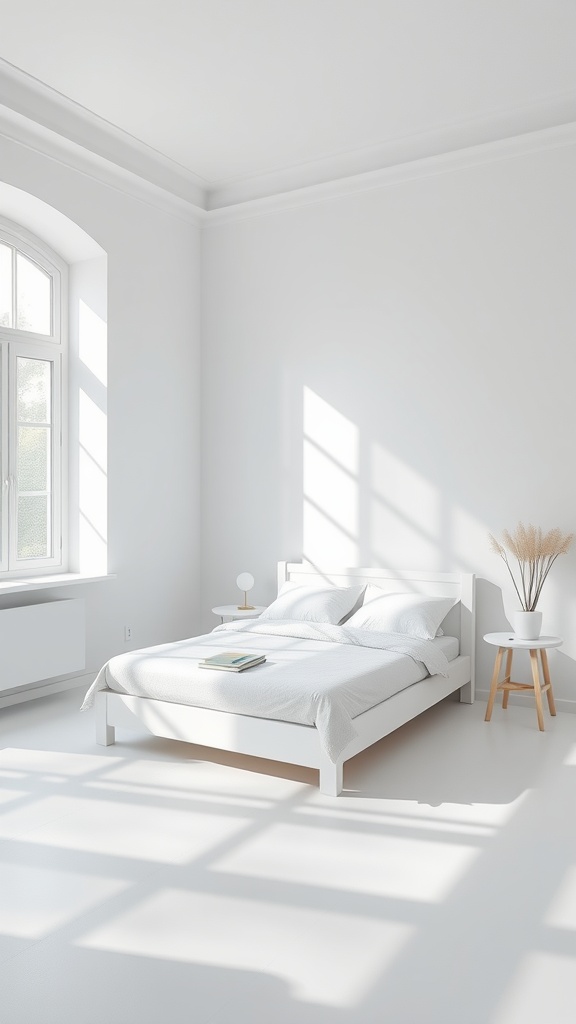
0, 598, 86, 693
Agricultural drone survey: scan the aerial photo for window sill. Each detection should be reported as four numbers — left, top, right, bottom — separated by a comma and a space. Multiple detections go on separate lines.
0, 572, 116, 596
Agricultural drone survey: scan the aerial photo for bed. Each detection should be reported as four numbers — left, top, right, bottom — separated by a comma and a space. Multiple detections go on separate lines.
84, 562, 475, 795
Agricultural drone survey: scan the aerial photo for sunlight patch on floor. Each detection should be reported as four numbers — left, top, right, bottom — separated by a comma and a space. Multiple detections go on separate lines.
85, 777, 274, 810
78, 888, 414, 1007
210, 822, 479, 902
0, 788, 29, 810
492, 951, 576, 1024
0, 748, 122, 776
16, 797, 247, 863
81, 754, 298, 805
0, 863, 128, 939
562, 743, 576, 767
295, 794, 530, 836
309, 790, 531, 829
544, 865, 576, 930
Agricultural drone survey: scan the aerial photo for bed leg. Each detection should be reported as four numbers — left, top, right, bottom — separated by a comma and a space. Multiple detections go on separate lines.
459, 680, 474, 704
319, 759, 343, 796
95, 693, 115, 746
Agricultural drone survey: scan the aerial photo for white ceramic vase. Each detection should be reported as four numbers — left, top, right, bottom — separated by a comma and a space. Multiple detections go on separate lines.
513, 610, 543, 640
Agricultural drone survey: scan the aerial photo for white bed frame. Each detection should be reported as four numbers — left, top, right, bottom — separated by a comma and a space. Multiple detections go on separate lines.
95, 562, 475, 795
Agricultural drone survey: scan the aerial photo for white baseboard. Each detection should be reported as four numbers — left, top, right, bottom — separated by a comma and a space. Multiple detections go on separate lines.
475, 687, 576, 715
0, 672, 93, 709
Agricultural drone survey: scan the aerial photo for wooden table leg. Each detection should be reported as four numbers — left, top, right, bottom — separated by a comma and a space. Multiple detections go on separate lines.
485, 647, 504, 721
530, 649, 545, 731
501, 648, 514, 709
540, 648, 557, 716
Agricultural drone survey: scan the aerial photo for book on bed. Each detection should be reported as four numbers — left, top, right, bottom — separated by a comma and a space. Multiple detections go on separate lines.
198, 652, 266, 672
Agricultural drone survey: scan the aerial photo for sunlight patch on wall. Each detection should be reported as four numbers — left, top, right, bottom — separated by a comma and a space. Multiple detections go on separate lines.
79, 390, 107, 574
541, 574, 576, 661
77, 297, 107, 574
79, 299, 107, 386
371, 443, 440, 567
79, 391, 106, 475
451, 503, 494, 575
303, 387, 358, 564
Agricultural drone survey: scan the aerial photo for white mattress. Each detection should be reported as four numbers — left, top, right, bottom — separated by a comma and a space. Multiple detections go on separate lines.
434, 634, 459, 661
82, 620, 458, 763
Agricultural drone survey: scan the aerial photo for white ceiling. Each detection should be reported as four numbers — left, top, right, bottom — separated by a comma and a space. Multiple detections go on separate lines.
1, 1, 576, 209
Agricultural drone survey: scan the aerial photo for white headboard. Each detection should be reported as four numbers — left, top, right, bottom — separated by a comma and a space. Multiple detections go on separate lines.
278, 561, 475, 678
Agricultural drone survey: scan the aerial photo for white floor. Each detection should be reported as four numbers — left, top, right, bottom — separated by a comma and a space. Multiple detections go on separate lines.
1, 689, 576, 1024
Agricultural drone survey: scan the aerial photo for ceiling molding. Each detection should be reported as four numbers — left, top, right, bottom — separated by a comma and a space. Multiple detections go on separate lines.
0, 58, 208, 214
207, 90, 576, 210
0, 104, 206, 227
204, 121, 576, 226
1, 57, 575, 228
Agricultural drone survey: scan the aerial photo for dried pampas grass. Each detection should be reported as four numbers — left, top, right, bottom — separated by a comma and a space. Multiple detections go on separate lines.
489, 522, 573, 611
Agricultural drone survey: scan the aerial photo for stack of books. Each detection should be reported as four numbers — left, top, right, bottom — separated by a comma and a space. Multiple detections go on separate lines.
198, 651, 266, 672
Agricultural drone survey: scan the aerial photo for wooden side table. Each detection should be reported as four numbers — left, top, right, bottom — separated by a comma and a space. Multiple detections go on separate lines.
484, 632, 562, 731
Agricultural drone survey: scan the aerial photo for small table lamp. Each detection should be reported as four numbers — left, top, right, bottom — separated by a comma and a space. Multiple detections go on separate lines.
237, 572, 255, 610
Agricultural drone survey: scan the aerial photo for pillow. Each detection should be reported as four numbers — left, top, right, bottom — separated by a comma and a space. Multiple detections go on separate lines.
346, 586, 456, 640
259, 581, 365, 625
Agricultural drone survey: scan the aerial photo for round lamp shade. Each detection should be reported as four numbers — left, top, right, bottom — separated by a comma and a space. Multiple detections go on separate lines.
236, 572, 254, 593
236, 572, 255, 610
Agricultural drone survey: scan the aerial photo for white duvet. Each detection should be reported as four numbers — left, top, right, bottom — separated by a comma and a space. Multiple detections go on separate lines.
81, 619, 451, 763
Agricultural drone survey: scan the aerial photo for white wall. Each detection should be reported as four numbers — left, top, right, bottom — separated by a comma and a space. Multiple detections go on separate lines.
202, 139, 576, 701
3, 119, 574, 707
0, 132, 202, 693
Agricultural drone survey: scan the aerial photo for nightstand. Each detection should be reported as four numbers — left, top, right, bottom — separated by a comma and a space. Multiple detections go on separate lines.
484, 632, 562, 731
212, 605, 266, 623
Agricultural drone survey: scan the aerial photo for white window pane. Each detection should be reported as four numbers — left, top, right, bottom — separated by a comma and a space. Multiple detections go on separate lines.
15, 359, 53, 561
17, 357, 51, 424
17, 495, 50, 559
16, 253, 51, 335
18, 426, 49, 492
0, 244, 11, 328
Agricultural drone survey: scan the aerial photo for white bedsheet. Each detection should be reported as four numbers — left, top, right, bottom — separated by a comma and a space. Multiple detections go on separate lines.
81, 619, 452, 763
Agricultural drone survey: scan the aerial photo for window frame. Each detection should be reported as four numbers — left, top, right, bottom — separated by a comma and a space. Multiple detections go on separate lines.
0, 217, 68, 578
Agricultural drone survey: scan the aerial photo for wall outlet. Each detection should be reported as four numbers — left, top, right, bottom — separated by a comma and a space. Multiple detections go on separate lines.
124, 625, 132, 641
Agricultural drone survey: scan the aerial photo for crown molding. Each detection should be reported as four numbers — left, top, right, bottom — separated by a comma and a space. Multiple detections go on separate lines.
207, 91, 576, 211
0, 103, 207, 226
0, 59, 208, 222
1, 57, 575, 227
205, 120, 576, 226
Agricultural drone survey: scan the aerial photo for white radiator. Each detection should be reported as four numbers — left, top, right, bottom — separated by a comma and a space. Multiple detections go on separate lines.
0, 599, 85, 693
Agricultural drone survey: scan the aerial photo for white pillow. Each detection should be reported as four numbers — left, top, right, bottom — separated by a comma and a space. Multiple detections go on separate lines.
346, 586, 456, 640
259, 581, 365, 625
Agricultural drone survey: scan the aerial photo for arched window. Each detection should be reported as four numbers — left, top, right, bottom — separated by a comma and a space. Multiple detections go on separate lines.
0, 218, 66, 575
